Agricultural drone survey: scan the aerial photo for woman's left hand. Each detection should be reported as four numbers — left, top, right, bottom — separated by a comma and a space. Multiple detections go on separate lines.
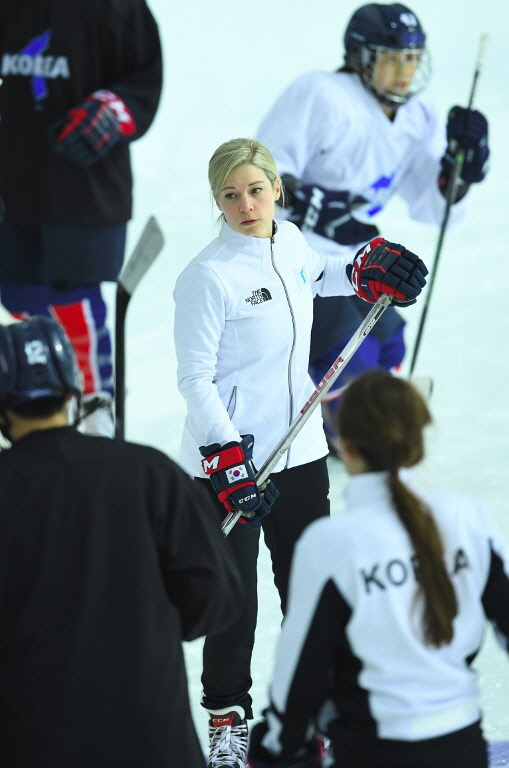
348, 236, 428, 306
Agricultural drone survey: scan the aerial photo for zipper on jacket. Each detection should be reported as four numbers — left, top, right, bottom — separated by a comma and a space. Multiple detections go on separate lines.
270, 234, 295, 468
226, 386, 237, 418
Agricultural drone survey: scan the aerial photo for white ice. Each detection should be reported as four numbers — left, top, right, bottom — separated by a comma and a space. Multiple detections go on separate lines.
105, 0, 509, 761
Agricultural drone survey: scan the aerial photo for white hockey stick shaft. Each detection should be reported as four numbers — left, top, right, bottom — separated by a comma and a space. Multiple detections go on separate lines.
221, 293, 393, 535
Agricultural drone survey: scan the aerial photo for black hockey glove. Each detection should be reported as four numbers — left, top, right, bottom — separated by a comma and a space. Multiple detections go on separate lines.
200, 435, 278, 530
52, 90, 136, 167
248, 720, 325, 768
347, 237, 428, 307
284, 178, 378, 246
440, 106, 489, 185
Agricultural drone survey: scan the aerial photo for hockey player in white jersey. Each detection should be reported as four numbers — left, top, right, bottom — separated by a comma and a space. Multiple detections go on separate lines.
248, 370, 509, 768
257, 3, 489, 454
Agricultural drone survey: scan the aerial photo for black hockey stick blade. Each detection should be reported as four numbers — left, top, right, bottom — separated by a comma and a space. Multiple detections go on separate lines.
115, 216, 165, 440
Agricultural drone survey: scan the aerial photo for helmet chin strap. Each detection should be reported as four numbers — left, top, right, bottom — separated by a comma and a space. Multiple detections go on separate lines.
68, 393, 82, 427
372, 86, 409, 110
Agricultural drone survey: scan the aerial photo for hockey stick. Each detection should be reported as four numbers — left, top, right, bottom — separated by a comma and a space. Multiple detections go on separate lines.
409, 34, 488, 375
221, 293, 393, 536
114, 216, 165, 439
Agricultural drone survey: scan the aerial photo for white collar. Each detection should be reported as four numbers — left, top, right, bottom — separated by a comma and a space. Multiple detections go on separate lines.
343, 471, 393, 511
218, 218, 278, 248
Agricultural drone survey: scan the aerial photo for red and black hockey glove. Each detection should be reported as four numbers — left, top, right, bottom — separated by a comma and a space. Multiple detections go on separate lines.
200, 434, 278, 530
52, 90, 136, 167
348, 237, 428, 307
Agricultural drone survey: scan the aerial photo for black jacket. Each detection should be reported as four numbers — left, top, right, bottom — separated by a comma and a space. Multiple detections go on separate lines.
0, 427, 243, 767
0, 0, 162, 225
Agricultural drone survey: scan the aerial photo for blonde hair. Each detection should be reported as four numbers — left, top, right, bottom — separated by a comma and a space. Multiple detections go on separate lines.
208, 137, 283, 203
338, 370, 458, 647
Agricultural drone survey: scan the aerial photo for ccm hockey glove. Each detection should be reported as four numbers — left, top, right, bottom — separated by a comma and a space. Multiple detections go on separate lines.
200, 434, 278, 529
284, 177, 378, 246
440, 106, 489, 185
52, 90, 136, 167
348, 237, 428, 307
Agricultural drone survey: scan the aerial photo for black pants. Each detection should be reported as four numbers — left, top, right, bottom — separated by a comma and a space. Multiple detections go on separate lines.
0, 221, 126, 282
196, 456, 330, 718
330, 720, 488, 768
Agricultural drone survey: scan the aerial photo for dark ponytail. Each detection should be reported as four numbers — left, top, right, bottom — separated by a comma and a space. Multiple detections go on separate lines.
337, 370, 457, 647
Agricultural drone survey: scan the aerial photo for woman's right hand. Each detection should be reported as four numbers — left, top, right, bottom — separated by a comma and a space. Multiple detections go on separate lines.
200, 435, 279, 528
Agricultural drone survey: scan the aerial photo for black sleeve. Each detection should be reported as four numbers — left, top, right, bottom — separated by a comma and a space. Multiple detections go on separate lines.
151, 458, 244, 642
261, 522, 354, 760
269, 578, 349, 758
109, 0, 163, 138
481, 540, 509, 652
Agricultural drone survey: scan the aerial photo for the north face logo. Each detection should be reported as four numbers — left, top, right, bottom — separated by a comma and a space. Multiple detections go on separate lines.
245, 288, 272, 306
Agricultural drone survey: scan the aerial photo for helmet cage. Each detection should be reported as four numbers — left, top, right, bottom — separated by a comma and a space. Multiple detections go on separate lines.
359, 44, 431, 106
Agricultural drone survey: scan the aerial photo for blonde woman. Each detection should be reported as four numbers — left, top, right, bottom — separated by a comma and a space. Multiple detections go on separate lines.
173, 138, 426, 768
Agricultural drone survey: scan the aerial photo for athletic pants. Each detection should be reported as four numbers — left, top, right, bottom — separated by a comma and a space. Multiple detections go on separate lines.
330, 720, 488, 767
196, 456, 330, 719
0, 221, 126, 398
309, 294, 406, 401
309, 325, 405, 402
1, 283, 114, 397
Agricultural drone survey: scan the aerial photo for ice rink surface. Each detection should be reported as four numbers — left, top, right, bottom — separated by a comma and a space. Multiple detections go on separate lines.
106, 0, 509, 762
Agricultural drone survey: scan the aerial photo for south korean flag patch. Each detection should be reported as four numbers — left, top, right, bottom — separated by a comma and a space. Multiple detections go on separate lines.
226, 464, 249, 484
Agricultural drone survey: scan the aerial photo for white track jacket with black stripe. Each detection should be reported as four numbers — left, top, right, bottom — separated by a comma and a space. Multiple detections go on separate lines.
261, 472, 509, 757
173, 218, 354, 478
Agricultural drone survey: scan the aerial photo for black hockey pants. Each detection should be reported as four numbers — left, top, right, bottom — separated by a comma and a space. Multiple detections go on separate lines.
196, 456, 330, 719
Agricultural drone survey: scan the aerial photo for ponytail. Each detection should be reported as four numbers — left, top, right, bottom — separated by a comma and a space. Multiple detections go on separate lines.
387, 471, 457, 646
338, 370, 458, 647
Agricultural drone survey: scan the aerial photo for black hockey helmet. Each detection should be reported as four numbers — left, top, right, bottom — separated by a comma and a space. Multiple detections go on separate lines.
343, 3, 429, 106
0, 316, 82, 412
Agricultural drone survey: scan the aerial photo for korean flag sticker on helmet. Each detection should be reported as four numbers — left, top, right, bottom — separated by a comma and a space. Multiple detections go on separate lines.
226, 465, 248, 484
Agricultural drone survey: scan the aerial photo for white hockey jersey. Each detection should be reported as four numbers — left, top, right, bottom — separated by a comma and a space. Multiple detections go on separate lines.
257, 71, 464, 261
262, 472, 509, 759
173, 219, 354, 477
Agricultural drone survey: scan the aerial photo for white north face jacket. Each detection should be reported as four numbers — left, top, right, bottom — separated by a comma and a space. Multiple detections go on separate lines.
173, 219, 355, 477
